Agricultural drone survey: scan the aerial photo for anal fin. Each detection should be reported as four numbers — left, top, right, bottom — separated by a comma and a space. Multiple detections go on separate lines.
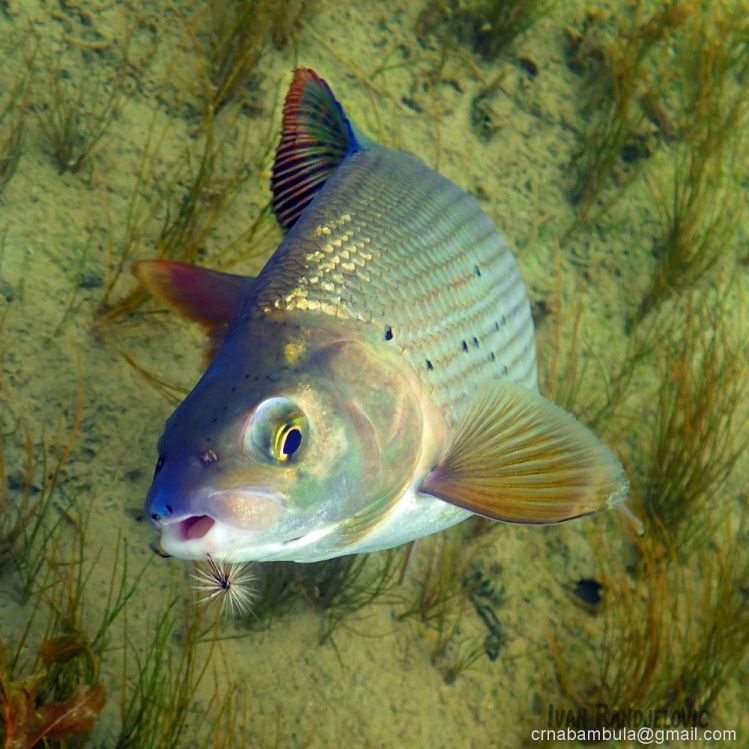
420, 381, 629, 525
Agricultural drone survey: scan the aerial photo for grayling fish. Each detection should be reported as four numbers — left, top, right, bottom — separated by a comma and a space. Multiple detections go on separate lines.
135, 68, 628, 563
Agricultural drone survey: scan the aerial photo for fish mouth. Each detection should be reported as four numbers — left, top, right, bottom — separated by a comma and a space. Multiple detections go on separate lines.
178, 515, 216, 541
160, 514, 248, 559
156, 489, 285, 559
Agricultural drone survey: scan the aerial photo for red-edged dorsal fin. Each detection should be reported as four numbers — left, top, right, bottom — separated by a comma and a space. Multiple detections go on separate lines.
132, 260, 255, 363
271, 68, 361, 231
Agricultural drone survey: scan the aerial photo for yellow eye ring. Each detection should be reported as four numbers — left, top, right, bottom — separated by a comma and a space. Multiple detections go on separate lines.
273, 422, 304, 462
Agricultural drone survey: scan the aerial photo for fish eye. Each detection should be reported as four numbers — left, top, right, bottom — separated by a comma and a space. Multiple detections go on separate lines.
274, 422, 303, 461
245, 397, 308, 464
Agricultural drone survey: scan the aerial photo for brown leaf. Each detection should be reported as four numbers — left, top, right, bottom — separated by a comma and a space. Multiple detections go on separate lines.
28, 684, 106, 745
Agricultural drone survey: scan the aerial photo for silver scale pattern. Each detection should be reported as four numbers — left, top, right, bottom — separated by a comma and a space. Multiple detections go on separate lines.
243, 146, 537, 423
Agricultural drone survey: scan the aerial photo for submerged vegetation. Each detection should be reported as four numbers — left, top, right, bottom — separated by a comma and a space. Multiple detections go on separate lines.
193, 0, 312, 113
462, 0, 558, 60
416, 0, 556, 71
637, 296, 747, 554
33, 33, 145, 176
551, 515, 749, 729
0, 0, 748, 745
397, 526, 502, 684
0, 65, 29, 195
566, 2, 692, 219
636, 3, 749, 320
295, 549, 404, 643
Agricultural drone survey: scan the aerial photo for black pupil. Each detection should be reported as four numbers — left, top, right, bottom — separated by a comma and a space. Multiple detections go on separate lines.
282, 427, 302, 456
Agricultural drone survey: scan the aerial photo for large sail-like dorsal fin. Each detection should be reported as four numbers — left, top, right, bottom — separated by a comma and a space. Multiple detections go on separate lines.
271, 68, 363, 231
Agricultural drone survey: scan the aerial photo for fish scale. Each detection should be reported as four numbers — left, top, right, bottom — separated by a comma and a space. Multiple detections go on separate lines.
244, 146, 537, 422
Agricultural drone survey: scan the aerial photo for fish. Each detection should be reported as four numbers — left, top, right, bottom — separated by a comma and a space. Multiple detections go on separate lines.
134, 68, 629, 563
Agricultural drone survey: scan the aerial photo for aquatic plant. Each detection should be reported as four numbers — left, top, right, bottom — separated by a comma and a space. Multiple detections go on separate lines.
551, 531, 673, 725
536, 247, 586, 415
0, 636, 106, 749
636, 3, 749, 321
297, 549, 404, 643
637, 295, 746, 555
670, 516, 749, 716
398, 526, 492, 683
97, 111, 273, 326
116, 599, 212, 749
93, 108, 276, 404
0, 507, 148, 748
190, 0, 315, 112
269, 0, 315, 51
196, 0, 272, 113
33, 38, 140, 175
550, 514, 749, 728
0, 420, 35, 573
0, 377, 84, 600
462, 0, 558, 60
0, 67, 30, 195
567, 2, 692, 222
235, 562, 298, 631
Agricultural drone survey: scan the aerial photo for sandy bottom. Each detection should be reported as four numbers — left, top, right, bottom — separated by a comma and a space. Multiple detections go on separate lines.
0, 0, 746, 747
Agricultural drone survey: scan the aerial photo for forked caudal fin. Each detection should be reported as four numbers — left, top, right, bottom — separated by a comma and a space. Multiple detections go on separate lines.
420, 381, 630, 524
132, 259, 255, 363
271, 67, 363, 231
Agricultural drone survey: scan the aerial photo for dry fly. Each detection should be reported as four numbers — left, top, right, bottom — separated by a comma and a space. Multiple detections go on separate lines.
192, 554, 256, 619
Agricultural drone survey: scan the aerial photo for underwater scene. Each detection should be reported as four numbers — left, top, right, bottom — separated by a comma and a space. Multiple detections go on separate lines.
1, 0, 747, 747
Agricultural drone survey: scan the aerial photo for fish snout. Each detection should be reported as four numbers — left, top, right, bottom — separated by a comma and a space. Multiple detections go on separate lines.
146, 446, 225, 521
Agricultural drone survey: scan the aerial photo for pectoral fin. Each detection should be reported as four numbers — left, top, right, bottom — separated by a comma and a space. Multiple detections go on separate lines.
420, 381, 629, 524
132, 259, 254, 362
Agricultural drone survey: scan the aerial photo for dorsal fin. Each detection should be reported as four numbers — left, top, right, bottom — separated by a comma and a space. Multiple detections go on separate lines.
271, 68, 361, 231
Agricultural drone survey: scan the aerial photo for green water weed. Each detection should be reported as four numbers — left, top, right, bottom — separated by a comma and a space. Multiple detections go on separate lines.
567, 2, 692, 224
636, 2, 749, 320
296, 549, 404, 643
638, 296, 746, 554
462, 0, 558, 60
399, 526, 489, 682
0, 67, 30, 195
34, 39, 138, 175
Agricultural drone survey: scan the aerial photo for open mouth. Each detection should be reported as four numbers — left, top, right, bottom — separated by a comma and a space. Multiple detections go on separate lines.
180, 515, 216, 540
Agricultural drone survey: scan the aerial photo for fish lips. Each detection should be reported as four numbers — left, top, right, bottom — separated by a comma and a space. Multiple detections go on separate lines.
151, 487, 286, 558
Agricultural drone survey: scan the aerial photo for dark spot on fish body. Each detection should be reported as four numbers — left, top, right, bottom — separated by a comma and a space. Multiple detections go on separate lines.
501, 365, 508, 376
462, 340, 469, 352
489, 352, 496, 361
426, 359, 433, 370
474, 264, 481, 277
385, 325, 393, 341
472, 337, 479, 348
